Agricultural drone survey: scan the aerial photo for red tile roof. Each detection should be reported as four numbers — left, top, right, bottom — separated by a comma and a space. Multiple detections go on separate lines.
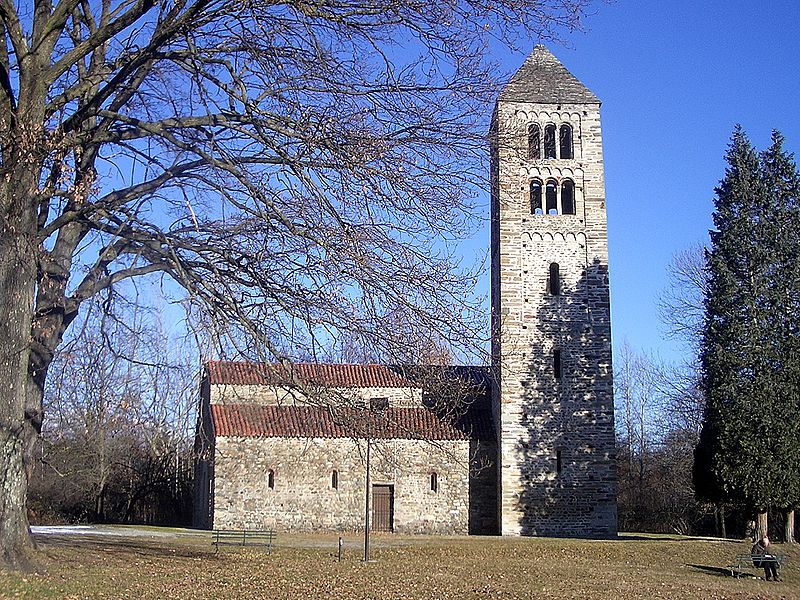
206, 361, 418, 389
210, 404, 492, 441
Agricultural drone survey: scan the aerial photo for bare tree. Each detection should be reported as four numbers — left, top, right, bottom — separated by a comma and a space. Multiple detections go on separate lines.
0, 0, 594, 568
658, 242, 709, 350
615, 340, 660, 486
30, 295, 196, 525
614, 340, 712, 534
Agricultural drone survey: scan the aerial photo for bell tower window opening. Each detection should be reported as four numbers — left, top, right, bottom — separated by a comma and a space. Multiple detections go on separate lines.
430, 472, 439, 493
559, 124, 573, 159
530, 179, 543, 214
545, 180, 558, 214
544, 124, 557, 159
561, 180, 575, 215
549, 262, 560, 296
528, 124, 541, 160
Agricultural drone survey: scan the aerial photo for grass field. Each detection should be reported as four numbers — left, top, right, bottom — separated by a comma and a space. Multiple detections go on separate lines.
1, 529, 798, 599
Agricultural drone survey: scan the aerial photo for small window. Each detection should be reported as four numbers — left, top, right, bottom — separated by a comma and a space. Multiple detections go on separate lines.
430, 472, 438, 493
556, 450, 563, 474
554, 349, 562, 380
544, 124, 556, 159
370, 397, 388, 411
562, 180, 575, 215
267, 469, 275, 489
530, 179, 543, 214
559, 124, 573, 159
528, 124, 541, 159
331, 470, 339, 490
545, 180, 557, 214
549, 262, 560, 296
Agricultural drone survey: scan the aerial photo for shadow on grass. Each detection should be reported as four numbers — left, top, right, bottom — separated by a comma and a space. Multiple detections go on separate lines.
687, 564, 756, 579
616, 534, 686, 542
34, 534, 213, 560
616, 534, 743, 544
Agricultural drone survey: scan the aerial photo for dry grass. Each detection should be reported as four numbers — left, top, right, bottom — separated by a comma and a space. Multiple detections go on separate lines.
0, 529, 798, 599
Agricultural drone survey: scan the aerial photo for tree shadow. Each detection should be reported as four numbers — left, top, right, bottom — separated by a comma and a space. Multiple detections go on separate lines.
502, 256, 616, 537
687, 564, 749, 578
34, 533, 212, 559
614, 534, 685, 542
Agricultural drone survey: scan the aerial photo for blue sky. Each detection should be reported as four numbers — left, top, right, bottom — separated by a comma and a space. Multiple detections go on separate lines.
481, 0, 800, 364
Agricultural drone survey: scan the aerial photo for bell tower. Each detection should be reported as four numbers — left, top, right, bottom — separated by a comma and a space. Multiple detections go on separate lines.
490, 46, 617, 537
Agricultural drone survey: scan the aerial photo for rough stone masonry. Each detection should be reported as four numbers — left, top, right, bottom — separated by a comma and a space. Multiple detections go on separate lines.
195, 46, 617, 538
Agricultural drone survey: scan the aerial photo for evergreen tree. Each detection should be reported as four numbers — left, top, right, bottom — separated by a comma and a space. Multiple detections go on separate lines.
695, 127, 800, 537
761, 133, 800, 524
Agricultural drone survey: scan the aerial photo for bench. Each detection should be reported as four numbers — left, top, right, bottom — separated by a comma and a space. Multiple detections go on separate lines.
212, 529, 276, 554
728, 553, 787, 578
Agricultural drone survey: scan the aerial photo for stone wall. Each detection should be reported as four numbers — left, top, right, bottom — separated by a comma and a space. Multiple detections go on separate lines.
211, 436, 472, 534
491, 96, 617, 537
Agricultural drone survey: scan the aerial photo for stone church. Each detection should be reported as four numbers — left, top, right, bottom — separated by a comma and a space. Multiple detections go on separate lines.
194, 46, 617, 537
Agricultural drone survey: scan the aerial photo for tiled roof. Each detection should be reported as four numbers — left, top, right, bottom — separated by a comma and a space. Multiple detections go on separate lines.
211, 404, 493, 441
499, 45, 599, 104
206, 361, 418, 389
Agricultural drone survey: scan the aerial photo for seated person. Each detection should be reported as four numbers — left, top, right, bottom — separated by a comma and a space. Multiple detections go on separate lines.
752, 536, 780, 581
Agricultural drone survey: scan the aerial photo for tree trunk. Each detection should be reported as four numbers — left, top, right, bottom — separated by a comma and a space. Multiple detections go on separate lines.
756, 510, 769, 542
786, 509, 795, 544
0, 230, 38, 571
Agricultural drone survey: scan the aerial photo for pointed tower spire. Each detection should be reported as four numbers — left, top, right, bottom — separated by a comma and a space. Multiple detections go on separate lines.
500, 45, 599, 104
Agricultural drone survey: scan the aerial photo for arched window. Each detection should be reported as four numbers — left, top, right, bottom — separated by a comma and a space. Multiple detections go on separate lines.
549, 262, 560, 296
561, 180, 575, 215
544, 124, 556, 159
430, 472, 439, 493
554, 349, 562, 379
559, 124, 573, 159
267, 469, 275, 489
545, 180, 558, 214
331, 470, 339, 490
528, 124, 541, 160
530, 179, 543, 214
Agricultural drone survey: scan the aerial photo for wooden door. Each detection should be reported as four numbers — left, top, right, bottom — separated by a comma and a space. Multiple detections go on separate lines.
371, 484, 394, 532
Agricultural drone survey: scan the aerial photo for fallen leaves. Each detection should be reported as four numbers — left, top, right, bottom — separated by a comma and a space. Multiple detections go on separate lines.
0, 532, 796, 599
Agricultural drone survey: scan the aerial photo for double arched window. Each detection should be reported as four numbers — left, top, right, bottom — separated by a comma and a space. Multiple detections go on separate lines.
530, 180, 543, 214
562, 180, 575, 215
559, 124, 573, 159
528, 124, 541, 160
530, 179, 577, 216
544, 124, 557, 159
527, 122, 574, 160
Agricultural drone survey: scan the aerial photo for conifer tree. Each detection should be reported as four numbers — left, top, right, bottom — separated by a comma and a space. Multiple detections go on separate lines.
761, 132, 800, 540
695, 127, 800, 539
